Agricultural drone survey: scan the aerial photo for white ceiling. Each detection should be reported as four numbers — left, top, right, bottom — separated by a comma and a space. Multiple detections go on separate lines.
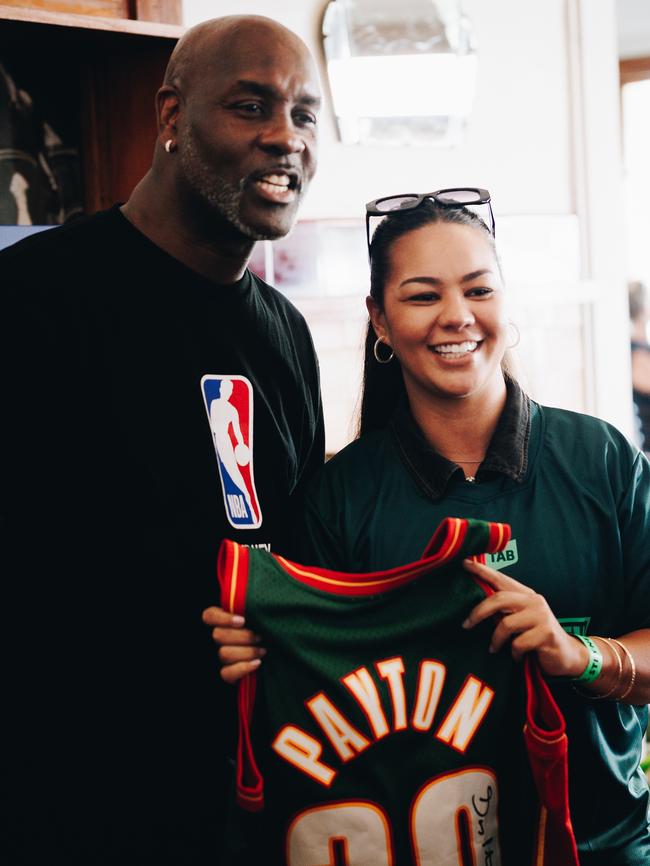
617, 0, 650, 58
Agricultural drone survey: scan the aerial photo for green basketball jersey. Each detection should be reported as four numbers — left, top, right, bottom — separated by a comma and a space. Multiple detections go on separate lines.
219, 517, 578, 865
297, 400, 650, 863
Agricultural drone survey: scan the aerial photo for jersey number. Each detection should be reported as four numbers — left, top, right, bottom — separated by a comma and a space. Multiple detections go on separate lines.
286, 767, 500, 865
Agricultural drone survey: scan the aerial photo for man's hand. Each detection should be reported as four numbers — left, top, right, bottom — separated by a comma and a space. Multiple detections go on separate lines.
201, 607, 266, 684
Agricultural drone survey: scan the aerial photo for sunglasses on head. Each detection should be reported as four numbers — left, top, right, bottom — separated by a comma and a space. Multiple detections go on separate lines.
365, 187, 495, 258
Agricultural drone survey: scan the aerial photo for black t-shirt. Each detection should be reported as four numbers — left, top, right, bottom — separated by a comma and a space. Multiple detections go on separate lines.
0, 207, 324, 864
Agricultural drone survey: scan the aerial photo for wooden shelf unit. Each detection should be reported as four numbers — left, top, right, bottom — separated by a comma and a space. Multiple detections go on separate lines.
0, 5, 183, 213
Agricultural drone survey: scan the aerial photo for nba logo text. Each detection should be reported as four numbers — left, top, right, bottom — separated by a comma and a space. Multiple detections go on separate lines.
201, 375, 262, 529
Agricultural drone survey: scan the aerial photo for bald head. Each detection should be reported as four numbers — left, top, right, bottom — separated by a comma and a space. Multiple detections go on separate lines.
150, 13, 320, 245
164, 15, 314, 94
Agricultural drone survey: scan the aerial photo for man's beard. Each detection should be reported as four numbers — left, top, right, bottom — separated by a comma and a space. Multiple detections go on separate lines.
179, 134, 295, 241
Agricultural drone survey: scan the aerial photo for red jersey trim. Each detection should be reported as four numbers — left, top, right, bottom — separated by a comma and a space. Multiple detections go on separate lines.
273, 518, 509, 597
217, 542, 264, 810
235, 675, 264, 812
523, 656, 578, 865
489, 520, 511, 553
218, 540, 250, 617
465, 523, 512, 597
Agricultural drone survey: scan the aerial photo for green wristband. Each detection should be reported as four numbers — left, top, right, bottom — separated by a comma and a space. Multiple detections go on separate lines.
572, 634, 603, 683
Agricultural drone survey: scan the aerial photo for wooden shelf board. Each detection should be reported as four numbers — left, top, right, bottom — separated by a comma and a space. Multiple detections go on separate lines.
0, 4, 183, 38
620, 56, 650, 86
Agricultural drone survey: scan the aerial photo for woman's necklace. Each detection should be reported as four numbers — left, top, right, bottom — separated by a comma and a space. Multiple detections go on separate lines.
439, 457, 484, 484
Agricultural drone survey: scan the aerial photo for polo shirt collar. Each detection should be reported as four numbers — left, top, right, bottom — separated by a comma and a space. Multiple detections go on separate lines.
389, 377, 531, 501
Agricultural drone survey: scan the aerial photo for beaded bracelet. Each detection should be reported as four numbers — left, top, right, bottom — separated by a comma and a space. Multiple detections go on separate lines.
609, 637, 637, 701
571, 634, 603, 683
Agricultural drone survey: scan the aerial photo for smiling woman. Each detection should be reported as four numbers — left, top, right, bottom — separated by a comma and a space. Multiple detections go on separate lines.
288, 197, 650, 863
361, 200, 509, 474
208, 195, 650, 863
367, 218, 507, 467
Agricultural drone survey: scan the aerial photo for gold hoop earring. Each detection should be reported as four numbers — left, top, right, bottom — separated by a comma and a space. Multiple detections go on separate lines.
507, 321, 520, 349
373, 338, 394, 364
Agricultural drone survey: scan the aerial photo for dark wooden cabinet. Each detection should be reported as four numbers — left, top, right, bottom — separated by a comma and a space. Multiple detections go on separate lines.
0, 1, 181, 26
0, 4, 182, 216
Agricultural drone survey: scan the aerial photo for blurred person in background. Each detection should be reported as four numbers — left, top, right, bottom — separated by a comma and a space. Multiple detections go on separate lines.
630, 279, 650, 453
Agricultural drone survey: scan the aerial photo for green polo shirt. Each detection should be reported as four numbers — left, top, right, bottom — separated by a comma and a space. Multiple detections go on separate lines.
297, 380, 650, 864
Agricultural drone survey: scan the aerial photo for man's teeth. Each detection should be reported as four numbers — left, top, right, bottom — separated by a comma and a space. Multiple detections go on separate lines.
432, 341, 478, 355
259, 174, 291, 188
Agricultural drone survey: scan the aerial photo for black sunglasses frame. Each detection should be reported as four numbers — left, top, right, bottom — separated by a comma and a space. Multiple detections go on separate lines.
365, 187, 495, 257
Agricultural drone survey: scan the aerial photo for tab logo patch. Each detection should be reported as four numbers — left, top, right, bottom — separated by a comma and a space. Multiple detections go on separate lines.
201, 375, 262, 529
486, 539, 518, 571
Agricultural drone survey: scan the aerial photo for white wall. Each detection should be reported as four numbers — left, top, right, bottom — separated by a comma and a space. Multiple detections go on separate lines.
183, 0, 633, 452
618, 0, 650, 58
183, 0, 574, 219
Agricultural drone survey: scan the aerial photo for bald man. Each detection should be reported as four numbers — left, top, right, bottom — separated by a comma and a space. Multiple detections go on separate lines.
0, 16, 324, 865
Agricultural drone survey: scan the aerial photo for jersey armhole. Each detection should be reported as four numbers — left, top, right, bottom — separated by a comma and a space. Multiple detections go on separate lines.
522, 657, 578, 866
216, 541, 264, 811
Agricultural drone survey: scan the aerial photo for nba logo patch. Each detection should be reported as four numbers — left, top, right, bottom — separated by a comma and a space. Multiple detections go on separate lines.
201, 375, 262, 529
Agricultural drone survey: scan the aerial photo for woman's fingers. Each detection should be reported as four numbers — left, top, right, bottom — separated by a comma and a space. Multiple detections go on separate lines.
488, 611, 548, 656
462, 590, 530, 629
462, 558, 535, 593
463, 582, 589, 676
220, 658, 263, 685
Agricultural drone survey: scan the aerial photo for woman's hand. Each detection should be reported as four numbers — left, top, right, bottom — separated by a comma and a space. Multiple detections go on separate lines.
461, 559, 589, 678
201, 606, 266, 684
